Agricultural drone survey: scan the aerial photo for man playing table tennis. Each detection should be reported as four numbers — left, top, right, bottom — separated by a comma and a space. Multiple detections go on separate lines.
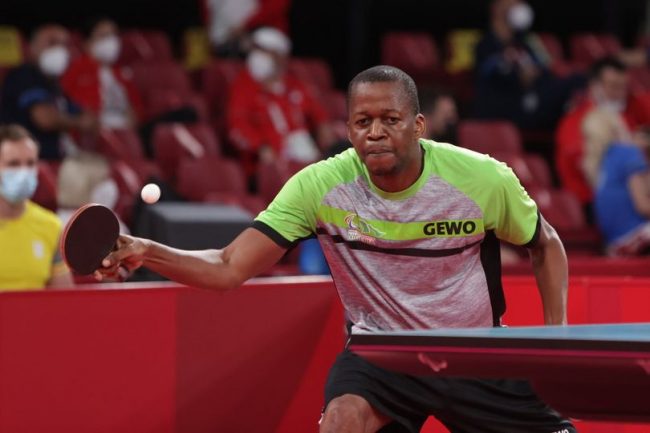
98, 65, 575, 433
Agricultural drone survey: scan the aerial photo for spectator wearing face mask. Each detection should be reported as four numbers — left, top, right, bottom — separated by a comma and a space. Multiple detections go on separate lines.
0, 24, 97, 161
202, 0, 291, 56
61, 18, 144, 130
555, 57, 650, 208
227, 27, 334, 188
0, 124, 73, 291
473, 0, 584, 130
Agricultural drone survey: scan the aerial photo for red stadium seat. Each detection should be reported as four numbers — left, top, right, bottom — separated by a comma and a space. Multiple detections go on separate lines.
32, 162, 58, 211
491, 152, 535, 188
118, 30, 173, 65
381, 32, 441, 85
201, 59, 245, 138
152, 122, 221, 180
323, 90, 347, 121
570, 33, 621, 65
130, 60, 192, 101
529, 187, 602, 254
96, 128, 145, 160
176, 156, 247, 201
257, 158, 306, 204
628, 67, 650, 94
457, 120, 523, 155
535, 32, 564, 63
523, 154, 553, 189
288, 58, 334, 97
203, 191, 266, 216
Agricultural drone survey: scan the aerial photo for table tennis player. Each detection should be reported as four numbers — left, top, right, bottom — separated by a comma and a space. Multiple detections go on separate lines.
0, 124, 73, 290
97, 65, 575, 433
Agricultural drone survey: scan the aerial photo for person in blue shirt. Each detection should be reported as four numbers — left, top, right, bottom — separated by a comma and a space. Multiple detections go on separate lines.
582, 108, 650, 255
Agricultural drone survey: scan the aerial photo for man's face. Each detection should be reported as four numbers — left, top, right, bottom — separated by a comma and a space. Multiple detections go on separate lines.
0, 139, 38, 171
89, 20, 118, 44
595, 67, 628, 104
30, 25, 69, 60
348, 81, 424, 178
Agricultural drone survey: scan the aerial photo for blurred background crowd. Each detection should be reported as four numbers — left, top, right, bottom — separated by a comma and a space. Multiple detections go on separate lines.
3, 0, 650, 285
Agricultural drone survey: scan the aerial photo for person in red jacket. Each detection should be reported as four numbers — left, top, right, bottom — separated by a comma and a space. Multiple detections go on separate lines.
555, 57, 650, 209
61, 18, 144, 130
227, 27, 333, 184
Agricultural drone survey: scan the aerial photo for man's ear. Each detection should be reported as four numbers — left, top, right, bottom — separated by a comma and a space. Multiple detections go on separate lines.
414, 113, 426, 140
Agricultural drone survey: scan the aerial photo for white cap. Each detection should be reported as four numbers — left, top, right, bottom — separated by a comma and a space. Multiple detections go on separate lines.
251, 27, 291, 55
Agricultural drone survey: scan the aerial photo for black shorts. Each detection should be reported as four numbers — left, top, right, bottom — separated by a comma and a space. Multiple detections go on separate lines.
324, 350, 577, 433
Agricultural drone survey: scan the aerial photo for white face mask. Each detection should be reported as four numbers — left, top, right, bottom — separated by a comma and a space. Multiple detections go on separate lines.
0, 167, 38, 204
91, 35, 121, 65
507, 2, 534, 31
38, 45, 70, 76
247, 50, 276, 82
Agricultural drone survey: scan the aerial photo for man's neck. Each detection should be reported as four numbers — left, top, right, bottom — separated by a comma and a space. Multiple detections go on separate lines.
0, 198, 26, 220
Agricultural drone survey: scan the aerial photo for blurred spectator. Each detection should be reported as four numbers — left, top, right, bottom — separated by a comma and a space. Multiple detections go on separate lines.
555, 57, 650, 208
0, 24, 97, 160
473, 0, 583, 130
582, 108, 650, 256
419, 88, 459, 143
61, 18, 144, 130
0, 124, 73, 291
227, 27, 334, 186
203, 0, 291, 55
56, 151, 129, 234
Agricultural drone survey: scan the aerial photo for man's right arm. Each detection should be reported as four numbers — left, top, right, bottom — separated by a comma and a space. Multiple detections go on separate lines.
97, 227, 288, 291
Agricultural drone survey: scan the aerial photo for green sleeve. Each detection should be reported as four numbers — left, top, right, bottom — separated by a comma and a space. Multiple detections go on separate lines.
254, 166, 321, 245
490, 162, 539, 246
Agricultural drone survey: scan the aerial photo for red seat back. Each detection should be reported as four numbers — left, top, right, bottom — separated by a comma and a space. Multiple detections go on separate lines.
458, 120, 523, 155
381, 32, 440, 84
152, 123, 221, 180
96, 128, 145, 160
176, 157, 246, 201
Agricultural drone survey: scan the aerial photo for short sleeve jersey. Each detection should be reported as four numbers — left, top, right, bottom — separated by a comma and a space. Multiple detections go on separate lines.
255, 139, 539, 332
0, 201, 67, 291
594, 143, 650, 244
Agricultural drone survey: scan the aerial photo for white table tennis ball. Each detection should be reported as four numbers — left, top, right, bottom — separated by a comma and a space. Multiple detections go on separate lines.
141, 183, 161, 204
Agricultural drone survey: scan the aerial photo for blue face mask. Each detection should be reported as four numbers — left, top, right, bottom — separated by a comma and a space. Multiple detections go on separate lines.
0, 167, 38, 204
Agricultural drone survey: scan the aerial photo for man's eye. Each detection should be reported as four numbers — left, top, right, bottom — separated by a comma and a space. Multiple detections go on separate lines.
356, 118, 370, 126
386, 117, 399, 124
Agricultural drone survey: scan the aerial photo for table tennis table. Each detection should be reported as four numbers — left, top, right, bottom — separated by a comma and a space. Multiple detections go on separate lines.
349, 323, 650, 422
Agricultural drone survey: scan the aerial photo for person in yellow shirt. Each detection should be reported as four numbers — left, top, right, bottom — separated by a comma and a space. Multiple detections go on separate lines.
0, 124, 73, 291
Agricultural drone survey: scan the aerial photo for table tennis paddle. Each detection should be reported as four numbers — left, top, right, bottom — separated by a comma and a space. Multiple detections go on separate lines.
61, 203, 128, 279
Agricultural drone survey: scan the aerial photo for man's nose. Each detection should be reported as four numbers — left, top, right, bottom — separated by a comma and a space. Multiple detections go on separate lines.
368, 119, 385, 139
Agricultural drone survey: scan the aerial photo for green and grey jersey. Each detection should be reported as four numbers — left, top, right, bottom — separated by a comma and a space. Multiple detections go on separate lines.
254, 139, 539, 332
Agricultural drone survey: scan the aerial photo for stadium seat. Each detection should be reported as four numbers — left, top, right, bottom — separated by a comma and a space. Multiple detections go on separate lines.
176, 156, 247, 201
491, 152, 535, 188
570, 33, 621, 65
32, 162, 58, 211
535, 32, 564, 63
457, 120, 523, 155
444, 29, 482, 74
257, 158, 306, 204
130, 60, 193, 102
323, 90, 347, 121
96, 128, 145, 160
523, 154, 553, 189
203, 191, 266, 216
288, 58, 335, 97
0, 26, 26, 67
381, 32, 441, 85
628, 67, 650, 94
529, 187, 602, 254
152, 122, 221, 180
119, 30, 173, 65
202, 59, 244, 120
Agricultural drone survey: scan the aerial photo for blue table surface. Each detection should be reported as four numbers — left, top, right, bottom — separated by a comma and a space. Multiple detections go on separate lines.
353, 323, 650, 343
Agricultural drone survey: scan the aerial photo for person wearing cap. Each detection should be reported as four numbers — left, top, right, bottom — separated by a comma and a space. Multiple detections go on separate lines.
227, 27, 334, 189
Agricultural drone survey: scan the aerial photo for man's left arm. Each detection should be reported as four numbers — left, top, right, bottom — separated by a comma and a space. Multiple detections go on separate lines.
527, 215, 568, 325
